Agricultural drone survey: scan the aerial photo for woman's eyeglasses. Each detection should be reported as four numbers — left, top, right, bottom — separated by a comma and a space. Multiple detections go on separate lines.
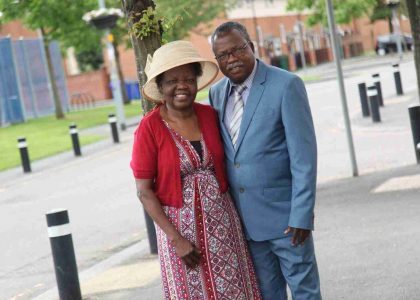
215, 42, 250, 63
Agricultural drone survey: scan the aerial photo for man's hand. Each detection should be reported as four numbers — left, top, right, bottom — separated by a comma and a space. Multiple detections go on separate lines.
284, 227, 311, 247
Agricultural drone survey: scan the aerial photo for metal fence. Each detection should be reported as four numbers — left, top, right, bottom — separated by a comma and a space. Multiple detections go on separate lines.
0, 37, 68, 126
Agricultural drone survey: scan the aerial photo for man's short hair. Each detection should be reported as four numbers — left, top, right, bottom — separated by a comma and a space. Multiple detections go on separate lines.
211, 21, 251, 49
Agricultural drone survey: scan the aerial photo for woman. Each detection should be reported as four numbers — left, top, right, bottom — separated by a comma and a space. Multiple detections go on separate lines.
130, 41, 261, 299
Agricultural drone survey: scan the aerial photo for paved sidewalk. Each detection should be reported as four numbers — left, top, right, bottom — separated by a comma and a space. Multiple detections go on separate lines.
34, 163, 420, 300
295, 51, 414, 84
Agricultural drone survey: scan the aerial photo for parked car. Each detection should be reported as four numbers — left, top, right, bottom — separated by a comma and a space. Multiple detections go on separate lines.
375, 34, 413, 55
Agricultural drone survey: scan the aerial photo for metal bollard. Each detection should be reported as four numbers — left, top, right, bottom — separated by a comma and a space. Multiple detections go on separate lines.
358, 82, 370, 117
108, 114, 120, 143
367, 85, 381, 123
69, 124, 82, 157
392, 64, 404, 95
372, 73, 384, 106
17, 137, 31, 173
143, 210, 158, 254
46, 209, 82, 300
408, 105, 420, 164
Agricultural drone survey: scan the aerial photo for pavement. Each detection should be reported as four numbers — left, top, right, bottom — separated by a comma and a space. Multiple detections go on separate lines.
6, 51, 420, 299
33, 164, 420, 300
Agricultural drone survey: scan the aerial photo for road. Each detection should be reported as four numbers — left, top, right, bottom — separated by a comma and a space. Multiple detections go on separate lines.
0, 134, 145, 299
0, 53, 418, 299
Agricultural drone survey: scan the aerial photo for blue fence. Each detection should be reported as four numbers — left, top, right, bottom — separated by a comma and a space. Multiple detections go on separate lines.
0, 37, 25, 125
125, 80, 141, 100
0, 37, 68, 126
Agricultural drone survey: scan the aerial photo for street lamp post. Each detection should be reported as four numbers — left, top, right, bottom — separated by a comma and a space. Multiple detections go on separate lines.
250, 0, 263, 58
295, 19, 307, 71
90, 0, 127, 130
387, 0, 403, 60
325, 0, 358, 177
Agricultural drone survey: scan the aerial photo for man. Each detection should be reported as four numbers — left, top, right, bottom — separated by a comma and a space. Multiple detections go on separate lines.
209, 21, 321, 300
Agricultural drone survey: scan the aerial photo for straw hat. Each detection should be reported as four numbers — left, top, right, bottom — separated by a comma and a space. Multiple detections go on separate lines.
142, 41, 219, 103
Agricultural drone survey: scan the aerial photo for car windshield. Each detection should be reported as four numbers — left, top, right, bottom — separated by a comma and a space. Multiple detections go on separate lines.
377, 34, 412, 43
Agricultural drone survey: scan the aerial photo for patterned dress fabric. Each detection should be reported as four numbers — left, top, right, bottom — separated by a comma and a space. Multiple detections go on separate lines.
156, 120, 261, 300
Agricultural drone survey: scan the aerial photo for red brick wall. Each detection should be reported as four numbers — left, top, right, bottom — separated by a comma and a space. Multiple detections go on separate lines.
0, 20, 38, 38
116, 46, 138, 81
114, 14, 412, 84
66, 68, 112, 102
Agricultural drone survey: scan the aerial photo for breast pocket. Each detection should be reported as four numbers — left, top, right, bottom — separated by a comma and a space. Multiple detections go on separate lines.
252, 109, 275, 120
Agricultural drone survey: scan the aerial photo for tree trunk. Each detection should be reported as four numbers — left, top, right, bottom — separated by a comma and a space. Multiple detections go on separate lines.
405, 0, 420, 103
120, 0, 162, 114
121, 0, 162, 255
113, 40, 130, 104
387, 16, 393, 33
41, 27, 65, 119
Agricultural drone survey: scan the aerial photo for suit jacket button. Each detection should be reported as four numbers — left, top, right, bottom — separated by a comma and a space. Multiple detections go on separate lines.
235, 163, 240, 168
239, 188, 245, 193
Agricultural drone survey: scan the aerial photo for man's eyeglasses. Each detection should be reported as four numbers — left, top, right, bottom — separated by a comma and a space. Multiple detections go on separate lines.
215, 42, 250, 63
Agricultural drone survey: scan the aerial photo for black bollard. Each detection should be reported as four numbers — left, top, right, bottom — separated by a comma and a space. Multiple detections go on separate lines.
108, 114, 120, 143
408, 105, 420, 164
393, 64, 404, 95
358, 82, 370, 117
367, 85, 381, 123
69, 124, 82, 157
17, 137, 31, 173
143, 210, 158, 254
46, 209, 82, 300
372, 73, 384, 107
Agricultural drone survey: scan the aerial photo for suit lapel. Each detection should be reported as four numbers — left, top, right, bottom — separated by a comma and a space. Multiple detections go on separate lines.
220, 80, 234, 150
235, 61, 267, 153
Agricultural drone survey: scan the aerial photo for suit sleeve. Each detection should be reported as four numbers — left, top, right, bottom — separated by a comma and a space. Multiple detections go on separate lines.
208, 86, 214, 107
281, 76, 317, 230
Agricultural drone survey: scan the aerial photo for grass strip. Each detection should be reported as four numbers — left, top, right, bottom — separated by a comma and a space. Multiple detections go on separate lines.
0, 102, 142, 171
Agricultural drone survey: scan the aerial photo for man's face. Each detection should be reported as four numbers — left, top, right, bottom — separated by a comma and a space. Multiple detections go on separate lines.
213, 30, 255, 84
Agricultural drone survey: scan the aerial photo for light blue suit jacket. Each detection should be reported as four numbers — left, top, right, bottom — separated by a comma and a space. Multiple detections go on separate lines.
209, 60, 317, 241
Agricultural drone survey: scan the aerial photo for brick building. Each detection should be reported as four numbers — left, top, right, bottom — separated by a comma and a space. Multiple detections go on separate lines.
1, 0, 412, 101
118, 0, 411, 82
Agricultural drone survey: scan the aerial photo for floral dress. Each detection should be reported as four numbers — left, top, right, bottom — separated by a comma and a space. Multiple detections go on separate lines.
155, 120, 262, 300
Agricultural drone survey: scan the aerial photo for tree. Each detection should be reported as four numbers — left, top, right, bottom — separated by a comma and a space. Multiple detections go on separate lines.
405, 0, 420, 103
120, 0, 161, 114
120, 0, 232, 113
0, 0, 100, 119
369, 0, 408, 32
155, 0, 230, 41
286, 0, 377, 26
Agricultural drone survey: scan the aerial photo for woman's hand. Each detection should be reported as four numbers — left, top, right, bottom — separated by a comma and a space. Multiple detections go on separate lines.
172, 236, 201, 268
135, 180, 201, 268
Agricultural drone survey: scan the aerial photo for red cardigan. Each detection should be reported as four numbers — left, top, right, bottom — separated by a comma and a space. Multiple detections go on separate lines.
130, 102, 228, 208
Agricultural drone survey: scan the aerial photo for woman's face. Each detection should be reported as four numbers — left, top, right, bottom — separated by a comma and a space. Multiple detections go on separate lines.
159, 64, 198, 111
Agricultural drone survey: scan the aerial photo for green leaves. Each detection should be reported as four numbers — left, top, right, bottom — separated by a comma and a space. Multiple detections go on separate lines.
286, 0, 377, 26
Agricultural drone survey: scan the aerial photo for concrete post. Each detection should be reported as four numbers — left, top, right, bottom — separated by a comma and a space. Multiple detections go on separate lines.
408, 105, 420, 164
392, 64, 404, 95
367, 85, 381, 123
17, 137, 31, 173
358, 83, 370, 117
69, 124, 82, 157
46, 209, 82, 300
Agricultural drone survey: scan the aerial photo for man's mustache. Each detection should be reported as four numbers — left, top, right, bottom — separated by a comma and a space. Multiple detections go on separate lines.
226, 62, 243, 71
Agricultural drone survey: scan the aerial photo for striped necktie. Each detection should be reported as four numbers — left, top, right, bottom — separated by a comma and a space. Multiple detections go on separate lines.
229, 85, 246, 148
